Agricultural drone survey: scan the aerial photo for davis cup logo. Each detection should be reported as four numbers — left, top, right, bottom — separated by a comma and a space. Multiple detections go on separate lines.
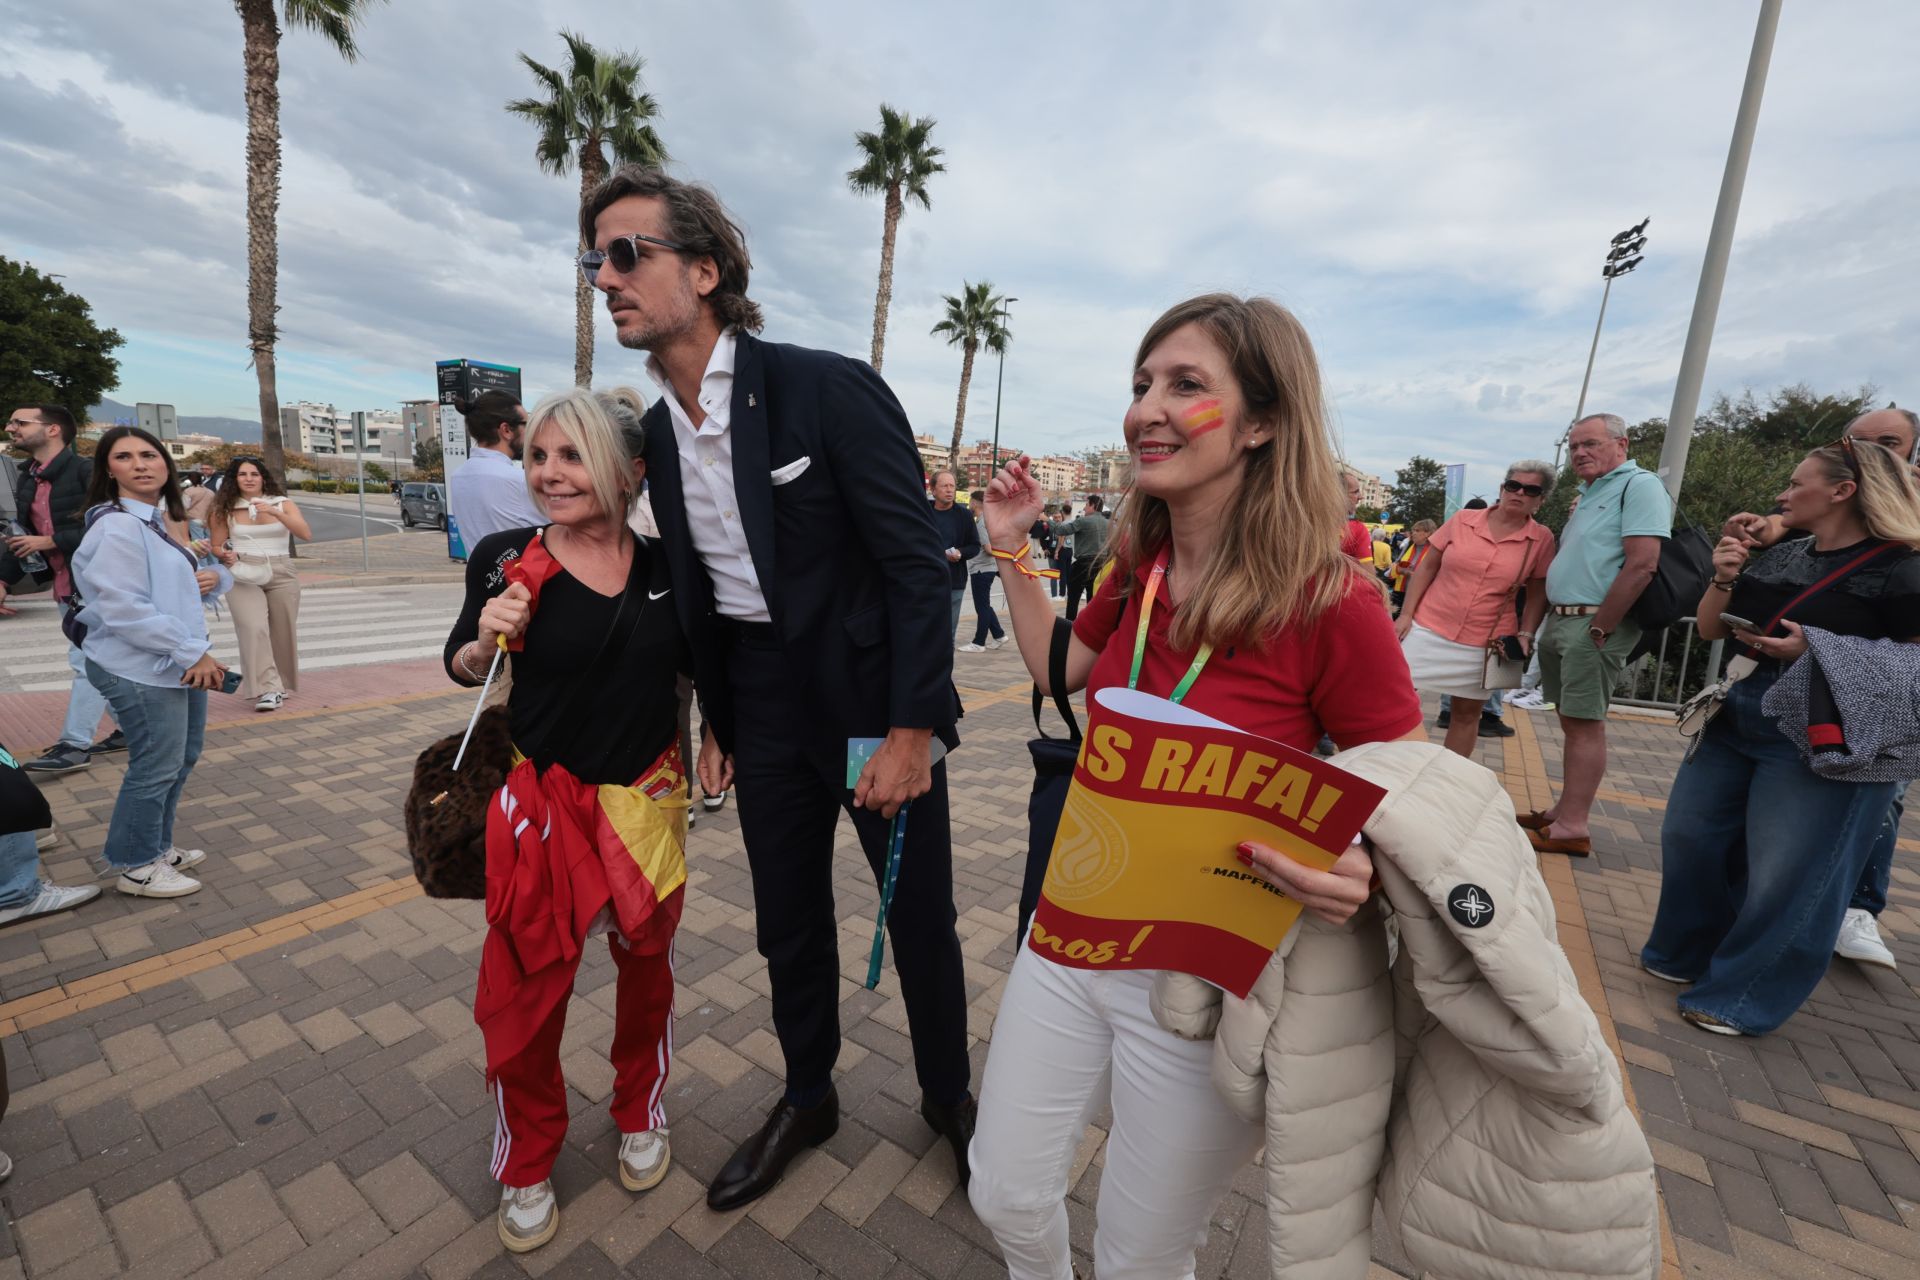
1043, 787, 1130, 902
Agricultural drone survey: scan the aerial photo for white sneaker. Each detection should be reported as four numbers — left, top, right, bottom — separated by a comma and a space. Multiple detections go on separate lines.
115, 860, 202, 899
986, 636, 1007, 649
1835, 908, 1896, 969
618, 1127, 672, 1191
0, 883, 101, 928
0, 1150, 12, 1182
34, 827, 56, 852
701, 790, 727, 812
164, 845, 207, 871
958, 643, 986, 653
255, 691, 284, 712
497, 1179, 558, 1252
1506, 689, 1547, 710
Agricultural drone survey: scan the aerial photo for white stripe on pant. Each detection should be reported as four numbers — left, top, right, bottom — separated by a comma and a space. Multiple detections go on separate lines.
968, 948, 1262, 1279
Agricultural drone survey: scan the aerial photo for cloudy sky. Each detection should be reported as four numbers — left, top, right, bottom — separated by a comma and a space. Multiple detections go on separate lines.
4, 1, 1915, 498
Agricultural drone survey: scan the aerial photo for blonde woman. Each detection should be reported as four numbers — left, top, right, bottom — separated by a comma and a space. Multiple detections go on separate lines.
443, 388, 691, 1252
209, 457, 310, 711
1643, 439, 1920, 1036
970, 294, 1423, 1278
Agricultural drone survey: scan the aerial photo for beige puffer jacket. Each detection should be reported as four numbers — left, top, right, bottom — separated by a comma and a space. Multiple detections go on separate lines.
1152, 741, 1658, 1280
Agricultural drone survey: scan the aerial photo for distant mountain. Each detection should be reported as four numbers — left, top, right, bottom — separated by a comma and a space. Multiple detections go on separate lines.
91, 398, 262, 443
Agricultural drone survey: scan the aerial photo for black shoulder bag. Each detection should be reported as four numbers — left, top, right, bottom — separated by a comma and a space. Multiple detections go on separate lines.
405, 567, 649, 899
1019, 618, 1082, 939
1627, 470, 1715, 635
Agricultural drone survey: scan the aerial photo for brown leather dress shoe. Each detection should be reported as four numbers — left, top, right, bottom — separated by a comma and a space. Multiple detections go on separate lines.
706, 1087, 839, 1211
1515, 809, 1554, 831
1525, 827, 1591, 857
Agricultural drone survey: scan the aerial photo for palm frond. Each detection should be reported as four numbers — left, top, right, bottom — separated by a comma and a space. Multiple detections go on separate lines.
508, 30, 667, 182
930, 280, 1007, 349
846, 103, 943, 204
282, 0, 383, 61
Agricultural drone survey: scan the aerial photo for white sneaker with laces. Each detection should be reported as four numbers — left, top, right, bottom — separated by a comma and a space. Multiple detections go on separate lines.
0, 883, 101, 927
164, 845, 207, 871
1834, 907, 1896, 969
1506, 689, 1547, 710
701, 790, 727, 812
497, 1179, 558, 1252
255, 691, 284, 712
986, 635, 1007, 649
34, 827, 57, 852
618, 1127, 671, 1191
115, 859, 202, 899
958, 643, 986, 653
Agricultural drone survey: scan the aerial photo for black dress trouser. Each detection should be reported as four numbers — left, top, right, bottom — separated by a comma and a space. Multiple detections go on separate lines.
724, 632, 971, 1106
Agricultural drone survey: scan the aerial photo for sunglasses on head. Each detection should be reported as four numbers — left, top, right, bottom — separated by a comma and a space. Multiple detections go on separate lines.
1501, 479, 1544, 497
577, 232, 689, 284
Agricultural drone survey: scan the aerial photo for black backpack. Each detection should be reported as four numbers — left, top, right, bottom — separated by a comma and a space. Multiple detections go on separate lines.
1626, 471, 1714, 633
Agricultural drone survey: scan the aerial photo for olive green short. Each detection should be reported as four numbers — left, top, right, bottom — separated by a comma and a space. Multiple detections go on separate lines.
1539, 612, 1642, 721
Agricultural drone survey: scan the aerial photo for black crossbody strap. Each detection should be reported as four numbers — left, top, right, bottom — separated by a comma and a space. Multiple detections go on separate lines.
1030, 617, 1082, 742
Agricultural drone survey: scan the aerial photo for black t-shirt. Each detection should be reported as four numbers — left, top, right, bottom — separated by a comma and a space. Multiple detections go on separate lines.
1728, 535, 1920, 662
929, 502, 976, 588
445, 527, 689, 785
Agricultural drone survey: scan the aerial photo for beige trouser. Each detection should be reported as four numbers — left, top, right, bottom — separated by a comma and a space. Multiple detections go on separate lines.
229, 559, 301, 698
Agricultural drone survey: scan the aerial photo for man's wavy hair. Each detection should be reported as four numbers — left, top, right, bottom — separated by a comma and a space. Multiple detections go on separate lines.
579, 167, 765, 333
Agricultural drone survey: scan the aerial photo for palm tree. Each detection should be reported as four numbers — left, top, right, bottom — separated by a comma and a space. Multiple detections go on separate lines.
932, 281, 1010, 472
236, 0, 384, 477
848, 106, 944, 373
508, 31, 668, 387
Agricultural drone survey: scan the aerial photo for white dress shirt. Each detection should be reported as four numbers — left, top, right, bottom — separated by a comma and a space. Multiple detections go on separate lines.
646, 330, 772, 622
448, 447, 545, 549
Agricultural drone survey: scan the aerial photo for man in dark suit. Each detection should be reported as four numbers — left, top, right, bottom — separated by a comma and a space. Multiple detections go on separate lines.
579, 167, 975, 1211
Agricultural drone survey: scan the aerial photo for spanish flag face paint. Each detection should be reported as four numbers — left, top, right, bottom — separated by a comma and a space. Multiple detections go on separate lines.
1182, 399, 1227, 440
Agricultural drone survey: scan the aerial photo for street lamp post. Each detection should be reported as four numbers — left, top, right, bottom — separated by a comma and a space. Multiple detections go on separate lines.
1658, 0, 1782, 509
989, 296, 1019, 475
1556, 219, 1649, 473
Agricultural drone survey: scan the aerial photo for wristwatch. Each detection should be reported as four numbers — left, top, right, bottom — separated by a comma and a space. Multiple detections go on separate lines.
1588, 624, 1610, 642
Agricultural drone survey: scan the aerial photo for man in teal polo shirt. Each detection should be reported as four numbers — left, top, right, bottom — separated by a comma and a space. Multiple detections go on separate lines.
1522, 412, 1669, 857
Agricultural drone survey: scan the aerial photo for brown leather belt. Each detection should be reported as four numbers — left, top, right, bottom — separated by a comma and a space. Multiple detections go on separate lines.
1550, 604, 1601, 617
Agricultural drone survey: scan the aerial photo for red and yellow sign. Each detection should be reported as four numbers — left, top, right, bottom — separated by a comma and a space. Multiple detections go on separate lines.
1030, 688, 1387, 997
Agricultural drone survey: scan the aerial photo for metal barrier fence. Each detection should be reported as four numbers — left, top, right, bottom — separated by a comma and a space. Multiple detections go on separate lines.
1614, 617, 1728, 713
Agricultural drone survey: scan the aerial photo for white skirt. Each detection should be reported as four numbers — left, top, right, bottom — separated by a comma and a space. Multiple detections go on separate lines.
1401, 623, 1500, 700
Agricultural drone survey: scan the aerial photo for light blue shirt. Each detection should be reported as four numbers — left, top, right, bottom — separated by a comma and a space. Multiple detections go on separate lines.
449, 447, 545, 548
71, 500, 228, 687
1545, 460, 1670, 606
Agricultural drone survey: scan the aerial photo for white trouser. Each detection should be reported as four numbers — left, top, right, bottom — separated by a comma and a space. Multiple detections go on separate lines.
968, 948, 1262, 1279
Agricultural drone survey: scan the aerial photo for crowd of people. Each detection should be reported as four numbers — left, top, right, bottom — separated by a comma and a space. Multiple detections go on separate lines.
2, 162, 1912, 1276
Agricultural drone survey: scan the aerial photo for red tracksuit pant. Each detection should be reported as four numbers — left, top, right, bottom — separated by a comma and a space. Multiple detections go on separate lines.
485, 933, 675, 1187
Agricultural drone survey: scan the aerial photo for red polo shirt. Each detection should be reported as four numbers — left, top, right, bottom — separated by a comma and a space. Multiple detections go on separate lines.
1073, 554, 1421, 752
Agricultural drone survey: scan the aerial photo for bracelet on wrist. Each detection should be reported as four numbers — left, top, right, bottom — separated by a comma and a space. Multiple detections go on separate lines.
989, 543, 1060, 582
1709, 577, 1738, 590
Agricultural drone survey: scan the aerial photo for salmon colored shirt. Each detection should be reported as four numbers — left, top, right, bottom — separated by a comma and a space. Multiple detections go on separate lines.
1412, 509, 1556, 645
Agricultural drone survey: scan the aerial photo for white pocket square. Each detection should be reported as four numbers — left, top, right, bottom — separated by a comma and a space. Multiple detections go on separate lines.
770, 456, 812, 486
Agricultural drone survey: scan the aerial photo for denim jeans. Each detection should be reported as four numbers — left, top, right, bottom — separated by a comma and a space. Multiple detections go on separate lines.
0, 831, 43, 910
1850, 784, 1904, 915
970, 572, 1005, 644
1642, 666, 1896, 1035
949, 587, 966, 644
1437, 693, 1504, 720
84, 660, 207, 870
59, 642, 114, 750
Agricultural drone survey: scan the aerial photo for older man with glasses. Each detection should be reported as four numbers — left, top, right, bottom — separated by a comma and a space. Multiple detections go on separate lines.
1517, 413, 1670, 857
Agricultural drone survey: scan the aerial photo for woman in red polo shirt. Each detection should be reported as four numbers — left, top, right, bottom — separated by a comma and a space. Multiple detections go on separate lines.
967, 293, 1422, 1280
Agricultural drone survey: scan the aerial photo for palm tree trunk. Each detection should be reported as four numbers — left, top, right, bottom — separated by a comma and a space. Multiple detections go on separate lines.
947, 339, 978, 472
869, 185, 904, 372
574, 152, 606, 387
238, 0, 286, 476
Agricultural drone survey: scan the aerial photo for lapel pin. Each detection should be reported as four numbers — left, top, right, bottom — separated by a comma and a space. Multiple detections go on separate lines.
748, 393, 757, 408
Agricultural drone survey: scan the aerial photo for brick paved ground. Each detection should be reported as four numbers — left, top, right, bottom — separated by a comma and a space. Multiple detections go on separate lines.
2, 642, 1917, 1276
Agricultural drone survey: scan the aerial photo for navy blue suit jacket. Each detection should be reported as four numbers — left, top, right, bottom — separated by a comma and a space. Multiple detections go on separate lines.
642, 333, 961, 757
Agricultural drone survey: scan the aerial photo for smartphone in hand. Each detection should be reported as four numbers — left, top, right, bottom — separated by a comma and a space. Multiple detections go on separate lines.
1718, 613, 1759, 634
220, 670, 244, 694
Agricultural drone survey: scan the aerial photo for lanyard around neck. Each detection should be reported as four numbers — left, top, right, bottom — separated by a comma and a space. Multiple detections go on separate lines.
1128, 545, 1213, 705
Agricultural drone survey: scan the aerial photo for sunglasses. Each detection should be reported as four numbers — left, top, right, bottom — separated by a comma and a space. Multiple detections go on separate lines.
1501, 480, 1545, 497
577, 233, 688, 284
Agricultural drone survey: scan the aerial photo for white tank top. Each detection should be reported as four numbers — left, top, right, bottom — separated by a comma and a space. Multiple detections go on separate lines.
230, 520, 291, 557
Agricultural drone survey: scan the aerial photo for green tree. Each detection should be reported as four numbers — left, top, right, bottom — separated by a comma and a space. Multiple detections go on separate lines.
0, 257, 124, 424
508, 31, 669, 387
235, 0, 386, 479
182, 441, 319, 476
413, 436, 443, 472
848, 105, 944, 373
931, 281, 1010, 471
1386, 455, 1447, 525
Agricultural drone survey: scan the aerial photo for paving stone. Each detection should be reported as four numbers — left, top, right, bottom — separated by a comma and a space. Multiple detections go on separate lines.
357, 1153, 447, 1233
279, 1161, 376, 1245
294, 1007, 363, 1053
190, 1169, 289, 1254
15, 1190, 112, 1275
